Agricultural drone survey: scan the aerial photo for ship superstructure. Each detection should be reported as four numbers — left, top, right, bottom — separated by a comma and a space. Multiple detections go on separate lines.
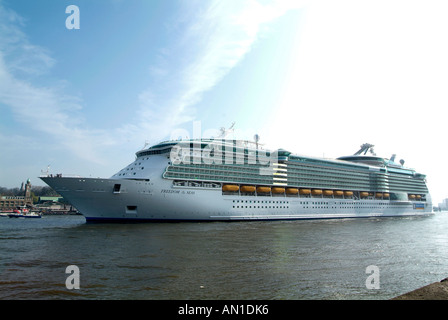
40, 140, 432, 222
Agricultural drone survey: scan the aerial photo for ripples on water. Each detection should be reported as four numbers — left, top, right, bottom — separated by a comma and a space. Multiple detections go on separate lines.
1, 213, 448, 300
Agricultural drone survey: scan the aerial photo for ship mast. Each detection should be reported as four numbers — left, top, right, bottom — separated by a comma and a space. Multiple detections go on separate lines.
354, 143, 376, 156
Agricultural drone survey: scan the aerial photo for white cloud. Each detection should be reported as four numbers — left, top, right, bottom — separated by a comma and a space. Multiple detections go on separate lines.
126, 0, 307, 143
0, 3, 113, 165
0, 0, 307, 182
266, 0, 448, 144
263, 0, 448, 202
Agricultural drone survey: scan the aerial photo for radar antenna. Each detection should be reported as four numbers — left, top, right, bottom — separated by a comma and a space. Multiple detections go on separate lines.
142, 140, 150, 150
254, 134, 260, 149
41, 165, 50, 176
218, 122, 235, 138
354, 143, 376, 156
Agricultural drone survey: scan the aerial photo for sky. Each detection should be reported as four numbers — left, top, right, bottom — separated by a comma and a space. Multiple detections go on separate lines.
1, 0, 448, 204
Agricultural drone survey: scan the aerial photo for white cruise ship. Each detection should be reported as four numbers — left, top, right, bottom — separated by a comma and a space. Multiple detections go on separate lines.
40, 140, 433, 222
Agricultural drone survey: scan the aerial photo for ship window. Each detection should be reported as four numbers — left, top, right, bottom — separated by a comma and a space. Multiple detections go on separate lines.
126, 206, 138, 214
113, 184, 121, 193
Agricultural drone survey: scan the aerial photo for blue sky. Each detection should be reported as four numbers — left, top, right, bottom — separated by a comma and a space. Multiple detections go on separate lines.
1, 0, 448, 204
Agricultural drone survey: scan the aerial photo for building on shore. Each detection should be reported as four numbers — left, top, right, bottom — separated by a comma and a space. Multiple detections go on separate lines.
34, 196, 79, 214
437, 198, 448, 211
0, 179, 33, 210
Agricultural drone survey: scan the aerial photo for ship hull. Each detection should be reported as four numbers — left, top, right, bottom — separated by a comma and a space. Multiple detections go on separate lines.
40, 176, 433, 222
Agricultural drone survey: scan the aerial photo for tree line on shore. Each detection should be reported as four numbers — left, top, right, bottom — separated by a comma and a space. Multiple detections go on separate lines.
0, 186, 59, 197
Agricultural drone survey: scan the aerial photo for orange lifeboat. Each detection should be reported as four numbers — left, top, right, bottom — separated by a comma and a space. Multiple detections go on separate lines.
272, 187, 286, 194
334, 190, 344, 197
360, 192, 369, 198
375, 193, 383, 198
222, 185, 239, 192
323, 190, 333, 196
285, 188, 298, 194
257, 186, 271, 193
409, 194, 416, 199
312, 189, 323, 196
344, 191, 354, 197
383, 193, 390, 198
241, 185, 256, 193
299, 189, 311, 195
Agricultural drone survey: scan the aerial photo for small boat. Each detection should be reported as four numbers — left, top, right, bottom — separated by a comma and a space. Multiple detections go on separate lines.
360, 192, 369, 198
256, 186, 271, 193
271, 187, 285, 194
240, 185, 256, 193
222, 184, 239, 192
7, 207, 42, 219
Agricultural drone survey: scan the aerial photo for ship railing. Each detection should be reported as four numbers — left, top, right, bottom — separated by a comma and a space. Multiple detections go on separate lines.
39, 173, 82, 178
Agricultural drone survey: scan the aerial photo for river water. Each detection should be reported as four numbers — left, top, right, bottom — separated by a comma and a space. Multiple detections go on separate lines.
1, 213, 448, 300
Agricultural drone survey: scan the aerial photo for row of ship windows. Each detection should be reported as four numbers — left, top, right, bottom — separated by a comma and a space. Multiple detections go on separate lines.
166, 173, 426, 192
168, 166, 369, 180
169, 164, 424, 185
166, 171, 370, 183
166, 169, 388, 184
230, 205, 401, 210
232, 200, 289, 204
233, 206, 289, 209
233, 201, 399, 206
117, 165, 145, 176
183, 166, 415, 184
231, 204, 413, 210
175, 162, 367, 177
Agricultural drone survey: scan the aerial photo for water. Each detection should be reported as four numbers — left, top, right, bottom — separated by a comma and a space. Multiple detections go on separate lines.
1, 213, 448, 300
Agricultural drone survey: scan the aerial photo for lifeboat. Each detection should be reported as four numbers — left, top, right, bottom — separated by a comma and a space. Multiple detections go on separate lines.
334, 190, 344, 197
241, 185, 256, 193
344, 191, 353, 197
312, 189, 323, 196
272, 187, 286, 194
375, 193, 383, 198
383, 193, 390, 198
409, 194, 416, 199
323, 190, 333, 196
416, 195, 422, 199
299, 189, 311, 195
360, 192, 369, 198
222, 184, 239, 192
285, 188, 298, 194
257, 186, 271, 193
